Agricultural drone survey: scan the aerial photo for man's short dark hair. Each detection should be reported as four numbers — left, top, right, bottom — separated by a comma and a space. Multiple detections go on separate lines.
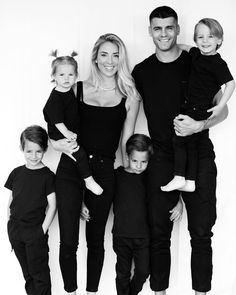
149, 6, 178, 23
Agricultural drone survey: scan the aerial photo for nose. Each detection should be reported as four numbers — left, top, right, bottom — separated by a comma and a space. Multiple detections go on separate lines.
31, 152, 37, 159
107, 55, 113, 64
161, 28, 167, 37
136, 162, 141, 169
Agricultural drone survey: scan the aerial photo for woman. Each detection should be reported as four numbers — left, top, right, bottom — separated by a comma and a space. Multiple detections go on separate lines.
51, 33, 140, 295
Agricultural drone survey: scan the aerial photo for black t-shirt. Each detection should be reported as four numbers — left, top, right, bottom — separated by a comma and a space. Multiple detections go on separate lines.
5, 165, 55, 225
43, 87, 81, 140
132, 51, 191, 152
112, 166, 149, 238
187, 47, 234, 106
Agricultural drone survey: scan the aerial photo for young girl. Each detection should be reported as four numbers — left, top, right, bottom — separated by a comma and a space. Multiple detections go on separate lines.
161, 18, 235, 192
43, 51, 103, 195
5, 125, 57, 295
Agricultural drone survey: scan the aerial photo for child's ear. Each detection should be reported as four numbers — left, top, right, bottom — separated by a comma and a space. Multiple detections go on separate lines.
19, 145, 23, 152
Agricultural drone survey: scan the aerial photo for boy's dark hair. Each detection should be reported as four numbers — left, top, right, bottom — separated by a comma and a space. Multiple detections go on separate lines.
126, 134, 153, 157
20, 125, 48, 151
149, 6, 178, 23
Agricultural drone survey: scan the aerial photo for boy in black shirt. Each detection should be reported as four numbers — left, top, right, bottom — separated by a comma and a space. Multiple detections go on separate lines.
5, 125, 56, 295
112, 134, 182, 295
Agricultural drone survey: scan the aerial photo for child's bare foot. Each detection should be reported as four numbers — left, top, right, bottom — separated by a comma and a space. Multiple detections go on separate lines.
84, 176, 103, 195
87, 292, 96, 295
67, 291, 76, 295
161, 176, 185, 192
178, 180, 195, 192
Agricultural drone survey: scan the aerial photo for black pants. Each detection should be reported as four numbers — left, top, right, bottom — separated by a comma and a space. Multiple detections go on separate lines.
73, 145, 91, 179
113, 236, 149, 295
148, 135, 217, 292
56, 153, 115, 292
173, 132, 204, 180
7, 219, 51, 295
172, 101, 212, 180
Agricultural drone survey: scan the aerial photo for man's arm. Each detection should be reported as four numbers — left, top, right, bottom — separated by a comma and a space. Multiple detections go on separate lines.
174, 89, 228, 136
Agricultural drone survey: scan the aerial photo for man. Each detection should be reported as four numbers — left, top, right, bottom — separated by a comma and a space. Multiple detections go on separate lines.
132, 6, 228, 295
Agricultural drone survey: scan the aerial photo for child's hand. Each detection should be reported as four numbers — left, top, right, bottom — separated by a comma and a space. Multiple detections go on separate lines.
65, 130, 77, 142
80, 203, 90, 221
169, 199, 183, 222
207, 104, 224, 119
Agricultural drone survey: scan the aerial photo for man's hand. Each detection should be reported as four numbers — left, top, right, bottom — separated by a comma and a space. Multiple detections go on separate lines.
174, 114, 204, 136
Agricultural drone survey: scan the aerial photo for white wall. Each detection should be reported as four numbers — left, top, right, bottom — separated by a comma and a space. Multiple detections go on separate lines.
1, 0, 236, 294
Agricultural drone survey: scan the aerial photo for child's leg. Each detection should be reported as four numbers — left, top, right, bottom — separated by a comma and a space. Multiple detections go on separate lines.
112, 236, 133, 295
161, 135, 187, 192
72, 146, 103, 195
10, 238, 35, 294
26, 233, 51, 295
179, 135, 198, 192
130, 238, 149, 295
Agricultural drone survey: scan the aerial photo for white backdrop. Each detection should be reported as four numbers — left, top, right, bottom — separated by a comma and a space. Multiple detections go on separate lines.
1, 0, 236, 294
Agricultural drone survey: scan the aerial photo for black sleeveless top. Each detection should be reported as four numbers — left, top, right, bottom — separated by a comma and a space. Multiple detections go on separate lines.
78, 81, 127, 159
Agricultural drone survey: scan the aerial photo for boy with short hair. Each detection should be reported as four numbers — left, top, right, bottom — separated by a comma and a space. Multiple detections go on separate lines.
5, 125, 56, 295
112, 133, 182, 295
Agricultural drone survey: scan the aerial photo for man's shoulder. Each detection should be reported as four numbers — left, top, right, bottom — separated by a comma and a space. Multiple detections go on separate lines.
133, 54, 156, 70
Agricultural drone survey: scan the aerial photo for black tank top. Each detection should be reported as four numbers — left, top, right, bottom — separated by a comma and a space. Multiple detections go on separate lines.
78, 81, 127, 159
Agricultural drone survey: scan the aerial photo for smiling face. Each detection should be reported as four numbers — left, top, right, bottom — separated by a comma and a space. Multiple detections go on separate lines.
127, 150, 149, 174
96, 41, 119, 78
53, 64, 77, 92
149, 16, 179, 52
195, 23, 222, 56
22, 140, 45, 169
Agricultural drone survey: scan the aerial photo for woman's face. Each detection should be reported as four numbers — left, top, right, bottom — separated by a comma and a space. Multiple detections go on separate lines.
96, 41, 119, 78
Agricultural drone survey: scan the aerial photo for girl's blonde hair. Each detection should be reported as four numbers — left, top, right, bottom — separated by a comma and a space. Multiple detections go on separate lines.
194, 18, 224, 50
88, 33, 141, 101
50, 50, 78, 82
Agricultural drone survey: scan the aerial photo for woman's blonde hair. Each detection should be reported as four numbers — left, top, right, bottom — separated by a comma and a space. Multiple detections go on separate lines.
88, 33, 140, 101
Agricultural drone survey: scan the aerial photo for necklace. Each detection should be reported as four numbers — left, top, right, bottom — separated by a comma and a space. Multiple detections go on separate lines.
99, 85, 116, 91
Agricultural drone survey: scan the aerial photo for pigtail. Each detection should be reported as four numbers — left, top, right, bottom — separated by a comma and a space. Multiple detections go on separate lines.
50, 49, 58, 58
71, 51, 78, 58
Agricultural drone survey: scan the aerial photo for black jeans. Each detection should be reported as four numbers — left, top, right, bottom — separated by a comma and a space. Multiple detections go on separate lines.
85, 153, 115, 292
56, 153, 115, 292
113, 236, 149, 295
148, 135, 217, 292
7, 219, 51, 295
73, 145, 91, 179
173, 132, 204, 180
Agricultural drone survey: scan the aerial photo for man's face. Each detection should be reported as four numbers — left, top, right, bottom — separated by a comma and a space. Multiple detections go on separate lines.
149, 17, 179, 52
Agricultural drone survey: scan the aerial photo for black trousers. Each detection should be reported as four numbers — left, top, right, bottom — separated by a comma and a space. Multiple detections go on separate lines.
173, 132, 204, 180
56, 153, 115, 292
113, 236, 149, 295
148, 135, 217, 292
73, 145, 91, 179
173, 102, 212, 181
7, 219, 51, 295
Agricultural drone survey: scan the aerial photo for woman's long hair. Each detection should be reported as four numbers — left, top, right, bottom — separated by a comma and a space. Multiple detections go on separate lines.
88, 33, 141, 101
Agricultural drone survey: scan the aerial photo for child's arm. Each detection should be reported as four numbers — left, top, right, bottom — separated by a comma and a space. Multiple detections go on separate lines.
80, 202, 90, 222
7, 192, 13, 221
207, 80, 235, 119
169, 197, 183, 222
55, 123, 77, 142
178, 44, 192, 52
42, 192, 57, 234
